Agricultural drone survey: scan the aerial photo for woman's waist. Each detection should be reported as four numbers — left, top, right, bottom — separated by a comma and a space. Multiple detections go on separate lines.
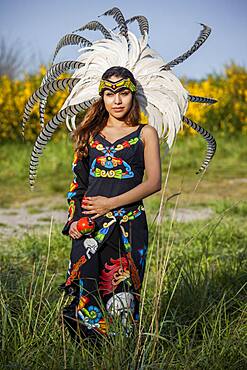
93, 200, 146, 228
86, 179, 144, 198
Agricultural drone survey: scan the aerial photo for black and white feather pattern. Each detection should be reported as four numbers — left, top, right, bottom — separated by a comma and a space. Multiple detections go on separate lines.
125, 16, 149, 36
161, 24, 211, 70
39, 61, 85, 127
22, 78, 80, 136
183, 116, 216, 173
99, 7, 129, 44
52, 34, 92, 63
73, 21, 112, 39
29, 100, 96, 188
189, 95, 217, 104
23, 7, 217, 189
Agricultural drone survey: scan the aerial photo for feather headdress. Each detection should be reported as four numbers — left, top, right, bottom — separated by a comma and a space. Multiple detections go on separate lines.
22, 7, 217, 188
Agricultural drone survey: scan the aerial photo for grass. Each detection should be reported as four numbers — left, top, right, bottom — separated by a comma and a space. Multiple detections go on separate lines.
0, 134, 246, 207
0, 201, 246, 369
0, 135, 246, 369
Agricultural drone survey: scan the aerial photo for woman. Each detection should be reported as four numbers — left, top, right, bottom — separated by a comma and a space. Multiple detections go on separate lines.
61, 66, 161, 339
23, 4, 217, 342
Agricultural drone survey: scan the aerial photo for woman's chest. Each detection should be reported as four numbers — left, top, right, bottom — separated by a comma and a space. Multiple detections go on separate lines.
87, 136, 144, 179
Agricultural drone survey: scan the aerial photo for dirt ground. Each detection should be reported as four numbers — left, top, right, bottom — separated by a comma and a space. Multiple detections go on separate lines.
0, 194, 216, 241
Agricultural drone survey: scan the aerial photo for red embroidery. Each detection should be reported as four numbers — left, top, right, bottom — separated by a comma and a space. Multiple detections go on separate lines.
66, 255, 87, 286
99, 256, 130, 296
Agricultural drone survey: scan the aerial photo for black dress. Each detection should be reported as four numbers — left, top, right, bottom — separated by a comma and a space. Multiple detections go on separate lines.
61, 124, 148, 338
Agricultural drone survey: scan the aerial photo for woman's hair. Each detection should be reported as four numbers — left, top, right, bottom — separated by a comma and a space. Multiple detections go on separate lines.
72, 66, 140, 159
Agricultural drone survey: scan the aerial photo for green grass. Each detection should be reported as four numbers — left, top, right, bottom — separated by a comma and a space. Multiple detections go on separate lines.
0, 135, 246, 368
0, 134, 246, 207
0, 205, 246, 369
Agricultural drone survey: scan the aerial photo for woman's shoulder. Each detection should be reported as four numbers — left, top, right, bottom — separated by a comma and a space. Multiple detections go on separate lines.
140, 124, 159, 145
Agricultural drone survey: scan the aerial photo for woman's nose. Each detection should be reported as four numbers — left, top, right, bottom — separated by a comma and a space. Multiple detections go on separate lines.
114, 93, 122, 104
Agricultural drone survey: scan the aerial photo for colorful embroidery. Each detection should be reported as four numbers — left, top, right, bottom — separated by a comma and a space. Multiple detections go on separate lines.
126, 252, 141, 292
138, 244, 148, 271
99, 256, 131, 296
67, 152, 80, 200
77, 294, 108, 334
89, 136, 140, 179
65, 255, 87, 286
66, 205, 145, 289
67, 200, 75, 222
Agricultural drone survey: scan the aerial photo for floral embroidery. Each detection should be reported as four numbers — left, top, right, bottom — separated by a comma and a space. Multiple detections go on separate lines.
99, 256, 131, 296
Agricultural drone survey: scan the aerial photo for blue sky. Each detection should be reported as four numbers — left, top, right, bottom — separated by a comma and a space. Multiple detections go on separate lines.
1, 0, 246, 79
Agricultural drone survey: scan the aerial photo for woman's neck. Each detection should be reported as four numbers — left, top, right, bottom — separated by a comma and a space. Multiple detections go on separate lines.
106, 115, 129, 128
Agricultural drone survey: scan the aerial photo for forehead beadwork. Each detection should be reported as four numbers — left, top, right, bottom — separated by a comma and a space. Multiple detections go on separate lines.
99, 77, 137, 95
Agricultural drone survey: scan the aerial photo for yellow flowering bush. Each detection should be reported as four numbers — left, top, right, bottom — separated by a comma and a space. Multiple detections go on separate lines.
0, 66, 68, 142
183, 62, 247, 136
0, 62, 246, 142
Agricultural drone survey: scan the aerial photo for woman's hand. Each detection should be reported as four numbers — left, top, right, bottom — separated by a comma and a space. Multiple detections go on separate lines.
82, 196, 114, 219
69, 221, 82, 239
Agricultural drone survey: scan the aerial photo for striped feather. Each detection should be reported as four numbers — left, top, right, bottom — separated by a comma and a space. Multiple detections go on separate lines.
42, 61, 85, 85
39, 61, 85, 127
112, 15, 149, 36
29, 100, 96, 188
125, 16, 149, 36
183, 116, 216, 173
189, 95, 217, 104
22, 78, 80, 136
52, 34, 92, 63
99, 7, 129, 43
161, 23, 211, 70
73, 21, 112, 39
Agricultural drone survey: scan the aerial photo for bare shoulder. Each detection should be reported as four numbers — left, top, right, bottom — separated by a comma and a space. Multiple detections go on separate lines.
140, 124, 159, 145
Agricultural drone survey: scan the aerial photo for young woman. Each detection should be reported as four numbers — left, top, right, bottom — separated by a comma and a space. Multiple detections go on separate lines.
24, 5, 216, 342
61, 66, 161, 339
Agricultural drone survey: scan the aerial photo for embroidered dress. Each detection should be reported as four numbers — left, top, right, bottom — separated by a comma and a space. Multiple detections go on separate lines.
61, 124, 148, 338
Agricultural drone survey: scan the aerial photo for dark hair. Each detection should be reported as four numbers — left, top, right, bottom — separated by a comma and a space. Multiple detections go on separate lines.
72, 66, 140, 158
101, 66, 136, 88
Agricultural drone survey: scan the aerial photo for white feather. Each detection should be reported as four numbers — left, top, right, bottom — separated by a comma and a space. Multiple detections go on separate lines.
60, 29, 189, 147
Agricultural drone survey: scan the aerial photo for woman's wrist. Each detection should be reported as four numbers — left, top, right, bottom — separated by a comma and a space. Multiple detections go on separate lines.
109, 196, 119, 210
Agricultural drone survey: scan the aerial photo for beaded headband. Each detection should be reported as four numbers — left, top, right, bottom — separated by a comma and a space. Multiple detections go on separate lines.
99, 78, 137, 95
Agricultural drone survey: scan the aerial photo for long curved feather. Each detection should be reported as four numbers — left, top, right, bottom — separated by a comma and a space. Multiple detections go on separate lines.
161, 23, 211, 70
189, 95, 217, 104
183, 116, 216, 173
51, 34, 92, 63
73, 21, 112, 39
29, 100, 96, 188
99, 7, 129, 44
39, 61, 85, 128
112, 15, 149, 36
125, 16, 149, 36
22, 78, 80, 136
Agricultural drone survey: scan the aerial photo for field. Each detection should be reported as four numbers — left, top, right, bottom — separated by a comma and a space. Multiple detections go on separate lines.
0, 135, 246, 369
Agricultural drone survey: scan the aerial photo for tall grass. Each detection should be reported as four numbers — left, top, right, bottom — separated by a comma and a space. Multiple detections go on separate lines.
1, 200, 246, 369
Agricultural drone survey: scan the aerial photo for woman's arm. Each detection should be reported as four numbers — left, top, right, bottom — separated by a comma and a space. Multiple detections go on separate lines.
82, 125, 161, 219
62, 152, 89, 236
110, 125, 161, 209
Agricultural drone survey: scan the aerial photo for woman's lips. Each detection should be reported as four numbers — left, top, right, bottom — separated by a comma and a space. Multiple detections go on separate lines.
112, 107, 124, 111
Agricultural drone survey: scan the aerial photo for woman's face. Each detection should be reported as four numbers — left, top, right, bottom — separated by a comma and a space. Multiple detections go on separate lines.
103, 75, 133, 120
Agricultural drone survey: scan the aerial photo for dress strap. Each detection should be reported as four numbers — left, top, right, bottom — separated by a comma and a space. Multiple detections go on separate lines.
137, 124, 145, 140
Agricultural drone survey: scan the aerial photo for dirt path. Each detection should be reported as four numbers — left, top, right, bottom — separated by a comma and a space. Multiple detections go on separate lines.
0, 196, 216, 240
